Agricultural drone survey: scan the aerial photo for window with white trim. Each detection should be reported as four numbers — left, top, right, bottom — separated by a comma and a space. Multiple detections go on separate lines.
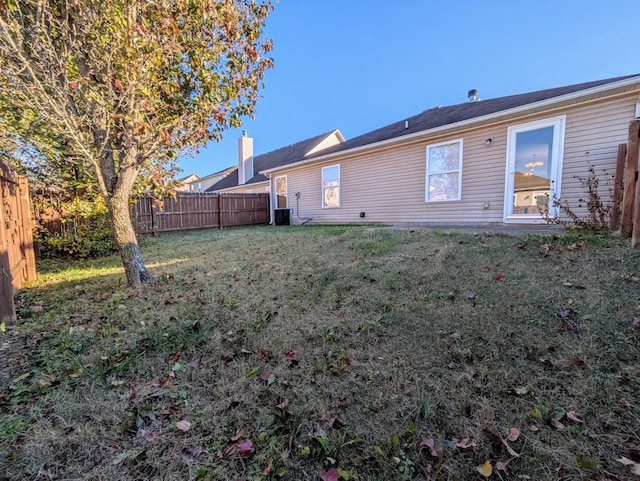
425, 139, 463, 202
275, 175, 287, 208
322, 165, 340, 207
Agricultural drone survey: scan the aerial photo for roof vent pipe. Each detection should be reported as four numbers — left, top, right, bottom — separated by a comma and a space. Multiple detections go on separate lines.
468, 89, 480, 102
405, 120, 409, 129
242, 130, 249, 137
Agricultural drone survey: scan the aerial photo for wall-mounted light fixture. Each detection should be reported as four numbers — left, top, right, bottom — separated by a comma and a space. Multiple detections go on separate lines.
485, 138, 493, 146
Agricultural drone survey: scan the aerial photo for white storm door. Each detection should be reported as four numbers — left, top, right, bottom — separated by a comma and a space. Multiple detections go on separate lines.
504, 116, 565, 222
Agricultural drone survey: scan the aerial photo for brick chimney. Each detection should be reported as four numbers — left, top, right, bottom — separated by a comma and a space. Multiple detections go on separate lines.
238, 130, 254, 185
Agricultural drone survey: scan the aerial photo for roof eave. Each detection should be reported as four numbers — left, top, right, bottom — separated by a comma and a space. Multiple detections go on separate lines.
260, 75, 640, 176
212, 180, 269, 193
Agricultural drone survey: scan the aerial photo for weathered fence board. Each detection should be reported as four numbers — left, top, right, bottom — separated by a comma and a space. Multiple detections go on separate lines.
0, 162, 36, 322
131, 192, 269, 234
622, 120, 639, 238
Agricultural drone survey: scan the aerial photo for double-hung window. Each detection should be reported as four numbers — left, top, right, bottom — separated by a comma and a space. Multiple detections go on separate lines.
322, 165, 340, 208
425, 139, 463, 202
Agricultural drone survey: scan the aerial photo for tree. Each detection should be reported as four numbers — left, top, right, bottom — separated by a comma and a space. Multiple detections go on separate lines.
0, 0, 274, 286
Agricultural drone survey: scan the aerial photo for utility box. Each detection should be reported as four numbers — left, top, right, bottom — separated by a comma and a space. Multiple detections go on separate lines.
274, 208, 291, 226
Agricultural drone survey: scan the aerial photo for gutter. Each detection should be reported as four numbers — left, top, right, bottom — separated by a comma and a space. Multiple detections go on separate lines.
259, 75, 640, 176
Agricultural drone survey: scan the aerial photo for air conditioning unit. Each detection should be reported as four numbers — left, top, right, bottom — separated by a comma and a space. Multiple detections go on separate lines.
274, 208, 291, 226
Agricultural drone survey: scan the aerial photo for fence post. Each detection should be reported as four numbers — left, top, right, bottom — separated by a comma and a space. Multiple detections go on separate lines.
622, 120, 639, 238
610, 143, 627, 231
19, 177, 36, 281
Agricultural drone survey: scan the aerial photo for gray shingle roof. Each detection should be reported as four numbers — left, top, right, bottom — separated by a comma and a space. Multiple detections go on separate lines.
306, 74, 640, 159
206, 130, 339, 191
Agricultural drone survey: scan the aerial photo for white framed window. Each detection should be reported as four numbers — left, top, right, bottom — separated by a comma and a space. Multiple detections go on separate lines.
425, 139, 463, 202
275, 175, 287, 208
322, 164, 340, 208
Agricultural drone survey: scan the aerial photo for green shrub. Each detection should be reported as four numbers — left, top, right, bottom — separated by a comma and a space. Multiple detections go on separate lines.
38, 197, 116, 259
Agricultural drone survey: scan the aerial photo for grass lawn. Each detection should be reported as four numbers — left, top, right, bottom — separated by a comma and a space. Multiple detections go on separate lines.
1, 225, 639, 481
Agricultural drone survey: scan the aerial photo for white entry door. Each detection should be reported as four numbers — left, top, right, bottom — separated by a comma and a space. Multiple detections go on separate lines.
504, 116, 565, 222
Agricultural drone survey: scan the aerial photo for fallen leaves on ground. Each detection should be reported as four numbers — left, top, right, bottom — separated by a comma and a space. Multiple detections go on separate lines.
507, 427, 520, 442
616, 457, 640, 476
176, 420, 191, 432
419, 438, 439, 457
235, 439, 254, 457
319, 467, 338, 481
566, 411, 585, 423
455, 438, 477, 449
477, 460, 492, 477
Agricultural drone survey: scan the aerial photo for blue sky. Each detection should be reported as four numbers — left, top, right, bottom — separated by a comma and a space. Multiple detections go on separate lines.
179, 0, 640, 177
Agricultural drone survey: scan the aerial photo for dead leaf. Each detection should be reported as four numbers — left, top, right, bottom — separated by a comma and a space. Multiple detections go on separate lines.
285, 351, 296, 360
570, 359, 585, 368
262, 458, 273, 476
507, 427, 520, 442
319, 467, 339, 481
230, 429, 244, 441
176, 420, 191, 432
168, 351, 181, 364
566, 411, 585, 423
495, 272, 505, 281
419, 438, 439, 457
501, 438, 520, 457
276, 398, 289, 410
529, 424, 539, 432
477, 460, 493, 477
235, 439, 254, 458
617, 456, 640, 476
633, 316, 640, 329
550, 418, 566, 430
455, 438, 477, 449
496, 461, 508, 472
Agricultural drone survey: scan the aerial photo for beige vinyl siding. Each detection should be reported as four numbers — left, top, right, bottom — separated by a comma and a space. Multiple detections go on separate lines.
559, 95, 635, 221
273, 92, 638, 225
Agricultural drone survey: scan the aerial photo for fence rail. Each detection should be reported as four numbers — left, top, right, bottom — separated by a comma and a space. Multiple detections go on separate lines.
0, 162, 36, 322
131, 192, 269, 234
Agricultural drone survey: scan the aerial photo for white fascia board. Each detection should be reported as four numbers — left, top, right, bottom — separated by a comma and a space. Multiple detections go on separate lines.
214, 180, 269, 193
259, 76, 640, 176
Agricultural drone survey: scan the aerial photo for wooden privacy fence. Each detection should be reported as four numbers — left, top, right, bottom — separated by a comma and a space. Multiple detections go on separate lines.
131, 192, 269, 234
0, 162, 36, 322
613, 119, 640, 247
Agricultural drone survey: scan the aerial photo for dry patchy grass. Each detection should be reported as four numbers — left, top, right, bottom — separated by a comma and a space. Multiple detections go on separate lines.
1, 226, 639, 481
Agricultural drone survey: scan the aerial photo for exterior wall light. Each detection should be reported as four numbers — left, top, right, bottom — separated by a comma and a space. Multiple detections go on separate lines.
485, 138, 493, 146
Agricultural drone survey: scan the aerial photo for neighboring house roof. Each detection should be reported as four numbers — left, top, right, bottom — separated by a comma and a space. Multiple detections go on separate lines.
261, 73, 640, 174
208, 168, 239, 191
197, 165, 236, 182
178, 173, 200, 182
206, 129, 344, 191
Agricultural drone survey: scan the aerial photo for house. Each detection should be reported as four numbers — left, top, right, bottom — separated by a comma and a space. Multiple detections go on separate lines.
259, 74, 640, 226
175, 173, 200, 192
186, 166, 236, 192
206, 130, 345, 205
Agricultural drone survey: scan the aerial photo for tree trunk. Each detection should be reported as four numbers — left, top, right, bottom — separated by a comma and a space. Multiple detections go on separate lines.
105, 170, 152, 287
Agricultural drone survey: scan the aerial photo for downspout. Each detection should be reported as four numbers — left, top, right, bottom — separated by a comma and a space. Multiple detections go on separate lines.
265, 172, 274, 225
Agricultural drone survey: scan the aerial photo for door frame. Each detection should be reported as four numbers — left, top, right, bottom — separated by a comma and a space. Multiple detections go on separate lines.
503, 115, 566, 223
